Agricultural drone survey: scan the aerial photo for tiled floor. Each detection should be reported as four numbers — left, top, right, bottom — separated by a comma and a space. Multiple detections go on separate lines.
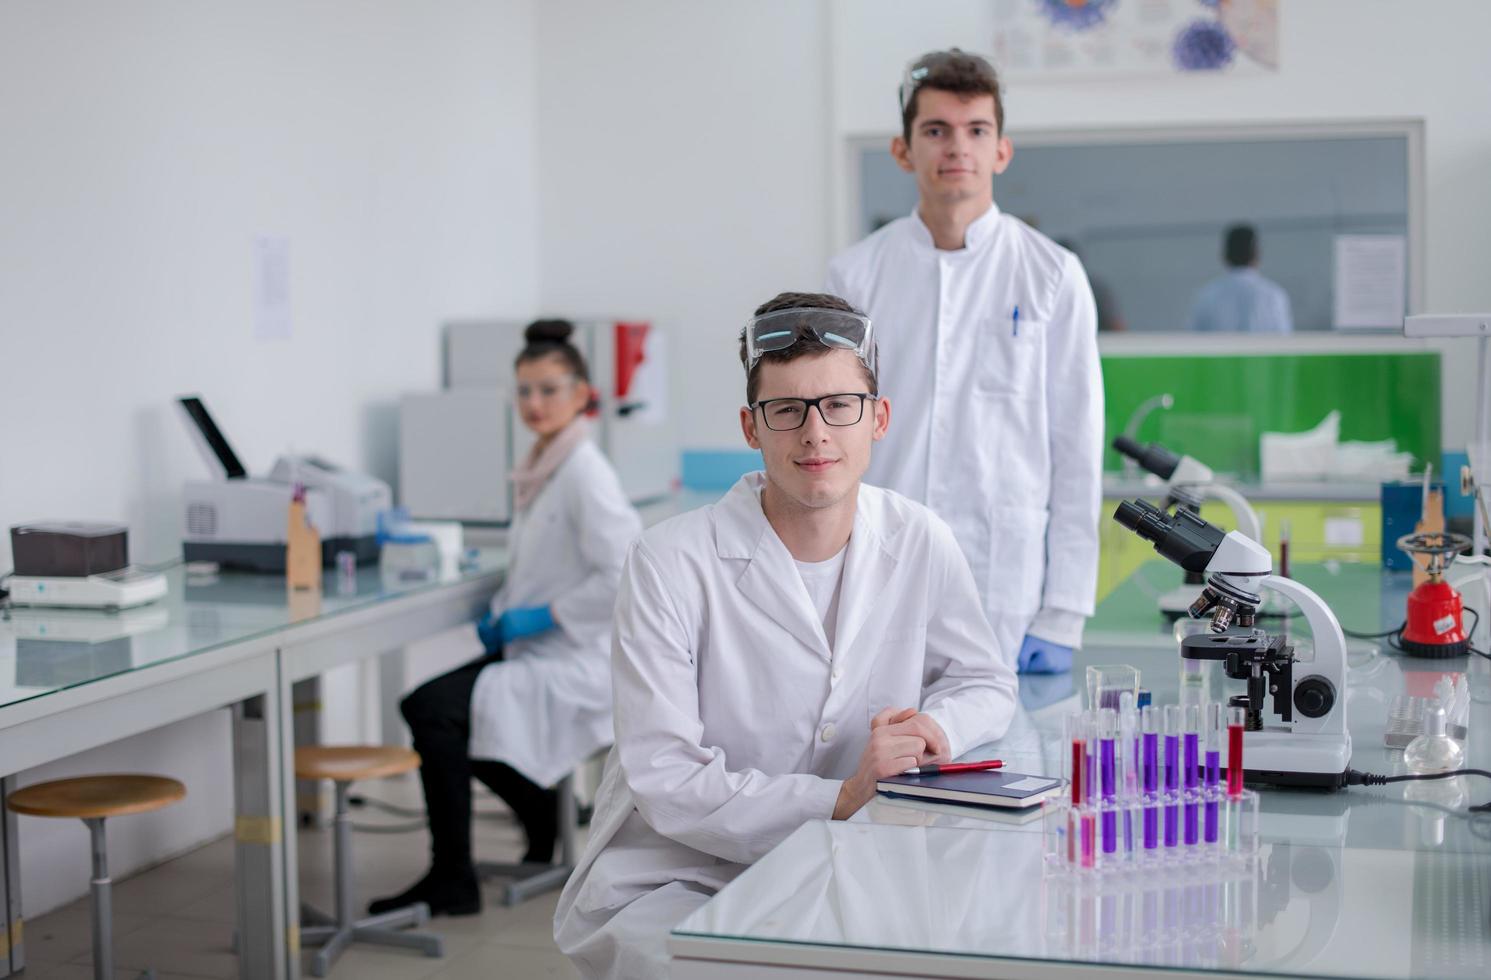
18, 776, 583, 978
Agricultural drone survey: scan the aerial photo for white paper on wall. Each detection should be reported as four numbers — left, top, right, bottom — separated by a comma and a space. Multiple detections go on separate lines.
253, 235, 292, 341
1332, 235, 1406, 329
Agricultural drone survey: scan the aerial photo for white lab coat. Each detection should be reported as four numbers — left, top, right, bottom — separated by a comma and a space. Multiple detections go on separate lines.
826, 204, 1104, 658
554, 473, 1019, 979
467, 440, 641, 788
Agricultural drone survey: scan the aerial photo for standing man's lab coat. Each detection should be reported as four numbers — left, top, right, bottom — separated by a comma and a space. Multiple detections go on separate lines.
827, 205, 1104, 662
468, 440, 641, 787
553, 473, 1019, 979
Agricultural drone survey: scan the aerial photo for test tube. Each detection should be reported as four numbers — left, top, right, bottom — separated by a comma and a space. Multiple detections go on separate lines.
1119, 692, 1139, 857
1067, 713, 1088, 805
1066, 713, 1090, 869
1099, 708, 1118, 855
1183, 704, 1201, 848
1203, 703, 1222, 845
1227, 705, 1246, 798
1141, 704, 1159, 854
1119, 691, 1138, 798
1163, 705, 1181, 851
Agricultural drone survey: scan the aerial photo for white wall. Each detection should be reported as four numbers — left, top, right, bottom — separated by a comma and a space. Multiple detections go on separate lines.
0, 0, 538, 914
532, 0, 833, 451
528, 0, 1490, 453
829, 0, 1491, 449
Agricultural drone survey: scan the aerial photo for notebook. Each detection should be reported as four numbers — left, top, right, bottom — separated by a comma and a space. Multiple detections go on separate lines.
876, 769, 1063, 809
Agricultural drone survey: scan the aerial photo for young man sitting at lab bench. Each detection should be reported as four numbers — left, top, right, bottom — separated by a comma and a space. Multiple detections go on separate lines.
554, 292, 1020, 979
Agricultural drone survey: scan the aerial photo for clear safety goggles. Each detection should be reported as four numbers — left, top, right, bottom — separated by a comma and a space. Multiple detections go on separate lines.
898, 49, 994, 114
744, 308, 875, 373
515, 375, 578, 401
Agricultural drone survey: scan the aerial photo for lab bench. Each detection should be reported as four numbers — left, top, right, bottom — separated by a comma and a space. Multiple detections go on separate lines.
670, 561, 1490, 979
0, 554, 505, 979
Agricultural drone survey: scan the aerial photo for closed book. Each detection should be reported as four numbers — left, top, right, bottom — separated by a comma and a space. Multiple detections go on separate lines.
876, 769, 1062, 809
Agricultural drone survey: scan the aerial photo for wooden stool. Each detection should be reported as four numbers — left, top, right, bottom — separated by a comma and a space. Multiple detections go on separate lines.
7, 774, 186, 980
295, 746, 443, 977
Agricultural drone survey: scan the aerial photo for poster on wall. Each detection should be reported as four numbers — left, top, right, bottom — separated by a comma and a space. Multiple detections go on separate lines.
613, 322, 669, 425
991, 0, 1279, 78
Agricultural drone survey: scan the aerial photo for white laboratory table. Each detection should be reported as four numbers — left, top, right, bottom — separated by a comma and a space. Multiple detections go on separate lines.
670, 565, 1491, 979
0, 553, 504, 979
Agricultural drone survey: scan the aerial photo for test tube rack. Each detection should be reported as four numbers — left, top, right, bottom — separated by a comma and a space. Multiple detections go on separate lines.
1041, 857, 1260, 969
1044, 703, 1260, 875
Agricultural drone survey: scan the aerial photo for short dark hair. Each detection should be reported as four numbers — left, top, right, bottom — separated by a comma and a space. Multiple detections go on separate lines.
1223, 225, 1258, 267
901, 48, 1004, 143
738, 292, 878, 406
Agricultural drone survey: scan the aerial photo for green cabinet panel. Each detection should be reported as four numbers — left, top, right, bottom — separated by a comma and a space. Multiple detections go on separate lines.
1101, 352, 1440, 478
1096, 498, 1382, 603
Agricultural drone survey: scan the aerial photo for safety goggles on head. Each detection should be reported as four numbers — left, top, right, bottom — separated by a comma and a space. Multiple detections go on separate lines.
899, 50, 960, 114
744, 308, 875, 373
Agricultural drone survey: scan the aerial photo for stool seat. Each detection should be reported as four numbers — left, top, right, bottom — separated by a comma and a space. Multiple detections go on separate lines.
7, 774, 186, 820
295, 745, 420, 783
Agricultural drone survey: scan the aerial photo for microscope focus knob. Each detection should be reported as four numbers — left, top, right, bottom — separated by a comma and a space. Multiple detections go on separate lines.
1293, 676, 1336, 719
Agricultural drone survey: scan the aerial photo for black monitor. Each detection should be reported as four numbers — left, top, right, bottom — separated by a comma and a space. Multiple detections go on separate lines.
177, 395, 248, 479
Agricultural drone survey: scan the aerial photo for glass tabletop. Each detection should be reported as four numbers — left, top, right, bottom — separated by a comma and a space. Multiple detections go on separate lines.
675, 819, 1491, 978
0, 550, 506, 711
1024, 562, 1491, 856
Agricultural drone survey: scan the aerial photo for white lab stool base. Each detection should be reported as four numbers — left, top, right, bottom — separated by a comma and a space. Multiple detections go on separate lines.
301, 781, 444, 977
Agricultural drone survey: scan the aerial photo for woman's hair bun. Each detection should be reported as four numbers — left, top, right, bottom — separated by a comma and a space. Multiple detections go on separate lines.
524, 318, 575, 346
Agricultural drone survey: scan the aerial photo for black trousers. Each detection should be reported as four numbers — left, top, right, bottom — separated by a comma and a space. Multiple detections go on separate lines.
399, 654, 559, 874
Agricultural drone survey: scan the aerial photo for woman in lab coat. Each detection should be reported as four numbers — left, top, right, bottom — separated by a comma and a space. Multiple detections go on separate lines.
554, 294, 1018, 978
370, 320, 642, 917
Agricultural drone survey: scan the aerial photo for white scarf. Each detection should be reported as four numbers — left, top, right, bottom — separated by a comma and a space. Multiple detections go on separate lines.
511, 415, 592, 512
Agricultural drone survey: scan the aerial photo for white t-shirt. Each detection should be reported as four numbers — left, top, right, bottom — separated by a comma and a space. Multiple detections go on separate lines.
795, 544, 848, 650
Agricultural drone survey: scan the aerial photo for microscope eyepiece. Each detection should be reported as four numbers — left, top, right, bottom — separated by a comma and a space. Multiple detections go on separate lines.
1111, 498, 1228, 573
1111, 436, 1182, 481
1113, 498, 1165, 538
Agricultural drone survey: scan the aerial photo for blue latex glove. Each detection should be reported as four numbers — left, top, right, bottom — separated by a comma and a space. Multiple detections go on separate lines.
497, 605, 556, 645
476, 611, 502, 654
1017, 634, 1074, 674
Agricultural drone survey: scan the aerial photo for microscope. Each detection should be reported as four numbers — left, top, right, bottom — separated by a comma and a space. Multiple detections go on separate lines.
1112, 436, 1265, 618
1114, 500, 1352, 788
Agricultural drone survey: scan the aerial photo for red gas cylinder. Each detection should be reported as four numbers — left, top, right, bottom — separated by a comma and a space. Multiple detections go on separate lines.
1400, 579, 1469, 657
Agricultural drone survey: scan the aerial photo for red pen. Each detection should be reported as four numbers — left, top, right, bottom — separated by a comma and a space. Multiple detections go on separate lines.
902, 759, 1003, 776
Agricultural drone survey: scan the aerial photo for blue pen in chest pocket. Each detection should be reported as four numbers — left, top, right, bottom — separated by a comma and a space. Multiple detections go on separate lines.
1012, 305, 1019, 337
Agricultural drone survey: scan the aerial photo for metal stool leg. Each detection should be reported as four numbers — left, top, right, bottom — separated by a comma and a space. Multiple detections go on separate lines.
83, 819, 155, 980
85, 818, 112, 980
301, 780, 443, 976
475, 773, 578, 906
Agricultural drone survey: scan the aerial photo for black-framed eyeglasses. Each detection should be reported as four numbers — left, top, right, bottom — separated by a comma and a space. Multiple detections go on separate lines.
750, 393, 876, 431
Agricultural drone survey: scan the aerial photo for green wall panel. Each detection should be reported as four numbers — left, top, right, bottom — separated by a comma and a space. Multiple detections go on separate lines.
1101, 352, 1440, 477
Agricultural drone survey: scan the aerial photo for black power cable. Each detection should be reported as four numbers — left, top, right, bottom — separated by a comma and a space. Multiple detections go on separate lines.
1345, 768, 1491, 812
1341, 607, 1487, 661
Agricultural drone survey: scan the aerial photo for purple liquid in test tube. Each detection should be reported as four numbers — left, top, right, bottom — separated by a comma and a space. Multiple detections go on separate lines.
1099, 709, 1117, 853
1163, 705, 1181, 849
1183, 704, 1201, 847
1141, 705, 1159, 851
1204, 703, 1222, 843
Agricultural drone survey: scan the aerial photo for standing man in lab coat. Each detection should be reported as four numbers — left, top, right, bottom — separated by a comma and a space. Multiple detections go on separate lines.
554, 294, 1019, 979
827, 49, 1103, 674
